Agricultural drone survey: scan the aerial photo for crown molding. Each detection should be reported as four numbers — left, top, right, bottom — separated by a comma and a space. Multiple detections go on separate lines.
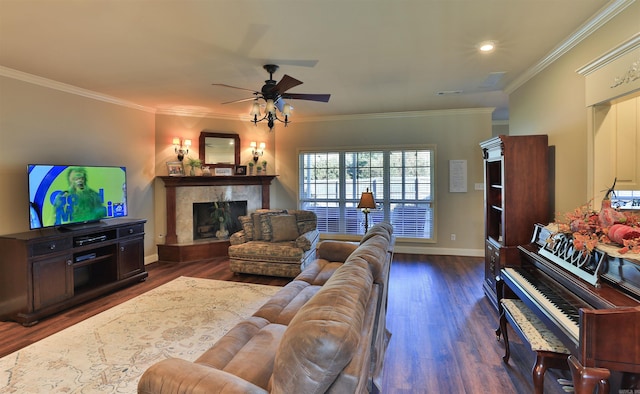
157, 107, 495, 122
576, 32, 640, 75
155, 107, 242, 120
505, 0, 635, 94
0, 66, 156, 113
294, 107, 496, 123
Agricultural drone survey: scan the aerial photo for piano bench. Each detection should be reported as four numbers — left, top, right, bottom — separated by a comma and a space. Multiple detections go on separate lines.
499, 299, 571, 394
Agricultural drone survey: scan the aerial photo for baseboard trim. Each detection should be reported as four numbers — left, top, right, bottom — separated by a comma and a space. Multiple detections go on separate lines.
394, 246, 484, 257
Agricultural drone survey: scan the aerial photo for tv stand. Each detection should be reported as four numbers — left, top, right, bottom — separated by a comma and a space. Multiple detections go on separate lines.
0, 218, 147, 326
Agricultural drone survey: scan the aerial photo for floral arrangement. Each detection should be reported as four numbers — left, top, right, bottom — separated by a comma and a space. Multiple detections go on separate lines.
552, 179, 640, 255
210, 193, 232, 229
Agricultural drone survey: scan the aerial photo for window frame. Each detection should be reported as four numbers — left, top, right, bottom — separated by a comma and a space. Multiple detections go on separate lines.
298, 145, 436, 241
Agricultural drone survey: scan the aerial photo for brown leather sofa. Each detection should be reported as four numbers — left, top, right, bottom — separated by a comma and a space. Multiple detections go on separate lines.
138, 222, 394, 394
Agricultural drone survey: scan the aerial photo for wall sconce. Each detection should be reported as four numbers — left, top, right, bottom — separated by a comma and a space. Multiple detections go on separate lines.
250, 141, 265, 163
173, 138, 191, 161
357, 188, 377, 233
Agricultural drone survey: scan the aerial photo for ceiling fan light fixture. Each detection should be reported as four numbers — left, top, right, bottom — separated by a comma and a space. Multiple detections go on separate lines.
218, 64, 328, 131
282, 103, 292, 116
249, 101, 261, 116
265, 99, 276, 114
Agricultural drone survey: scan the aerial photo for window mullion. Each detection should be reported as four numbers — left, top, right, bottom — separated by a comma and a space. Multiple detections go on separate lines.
339, 152, 347, 233
383, 151, 390, 223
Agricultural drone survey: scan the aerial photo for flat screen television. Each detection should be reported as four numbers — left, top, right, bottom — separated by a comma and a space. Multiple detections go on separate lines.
28, 164, 127, 230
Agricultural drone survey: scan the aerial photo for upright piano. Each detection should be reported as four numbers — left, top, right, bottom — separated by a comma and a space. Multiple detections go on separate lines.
499, 224, 640, 393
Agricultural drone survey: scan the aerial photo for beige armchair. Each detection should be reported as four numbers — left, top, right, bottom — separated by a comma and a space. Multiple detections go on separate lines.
228, 209, 319, 278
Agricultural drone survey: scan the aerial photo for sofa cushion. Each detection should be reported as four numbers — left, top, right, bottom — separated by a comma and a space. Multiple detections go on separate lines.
253, 280, 322, 325
270, 257, 373, 393
296, 259, 344, 286
360, 221, 393, 243
317, 240, 358, 262
269, 214, 300, 242
354, 234, 390, 284
196, 316, 287, 390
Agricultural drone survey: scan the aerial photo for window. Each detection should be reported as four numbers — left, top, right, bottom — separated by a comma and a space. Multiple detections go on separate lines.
299, 147, 434, 239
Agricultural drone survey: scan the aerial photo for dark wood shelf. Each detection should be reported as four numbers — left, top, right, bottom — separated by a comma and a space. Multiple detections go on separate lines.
0, 218, 147, 325
480, 135, 550, 310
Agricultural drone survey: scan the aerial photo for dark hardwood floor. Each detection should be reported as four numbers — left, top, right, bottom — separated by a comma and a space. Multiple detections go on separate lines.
0, 254, 571, 393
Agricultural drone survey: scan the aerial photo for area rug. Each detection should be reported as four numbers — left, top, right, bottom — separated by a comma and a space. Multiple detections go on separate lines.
0, 276, 281, 393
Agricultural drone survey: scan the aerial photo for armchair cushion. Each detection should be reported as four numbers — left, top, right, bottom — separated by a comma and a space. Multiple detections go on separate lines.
259, 211, 287, 241
269, 215, 299, 242
240, 216, 254, 241
295, 233, 312, 251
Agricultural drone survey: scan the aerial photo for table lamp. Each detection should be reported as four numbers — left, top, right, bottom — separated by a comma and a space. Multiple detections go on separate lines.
357, 188, 377, 233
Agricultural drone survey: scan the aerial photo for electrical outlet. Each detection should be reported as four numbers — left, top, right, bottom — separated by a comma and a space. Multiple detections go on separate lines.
450, 234, 456, 241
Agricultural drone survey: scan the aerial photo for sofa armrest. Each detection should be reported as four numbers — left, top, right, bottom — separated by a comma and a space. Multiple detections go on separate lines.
138, 358, 268, 394
230, 230, 246, 245
295, 229, 319, 251
317, 240, 358, 262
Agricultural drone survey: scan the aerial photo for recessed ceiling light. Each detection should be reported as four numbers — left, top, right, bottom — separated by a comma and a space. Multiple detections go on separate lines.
478, 41, 496, 53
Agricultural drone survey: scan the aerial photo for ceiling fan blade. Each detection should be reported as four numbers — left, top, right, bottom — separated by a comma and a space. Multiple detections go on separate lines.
222, 97, 258, 105
212, 83, 257, 94
272, 74, 303, 94
284, 93, 331, 103
259, 59, 319, 68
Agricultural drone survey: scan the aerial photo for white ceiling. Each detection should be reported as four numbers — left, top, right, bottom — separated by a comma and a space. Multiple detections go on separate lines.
0, 0, 617, 121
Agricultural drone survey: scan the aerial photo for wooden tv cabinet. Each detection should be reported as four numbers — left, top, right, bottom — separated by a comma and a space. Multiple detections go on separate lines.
0, 218, 147, 326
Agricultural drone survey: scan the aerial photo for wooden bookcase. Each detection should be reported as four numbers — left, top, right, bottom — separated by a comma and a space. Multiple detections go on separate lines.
480, 135, 551, 310
0, 218, 147, 325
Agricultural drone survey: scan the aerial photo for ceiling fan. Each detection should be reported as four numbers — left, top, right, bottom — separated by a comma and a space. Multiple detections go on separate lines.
212, 64, 330, 130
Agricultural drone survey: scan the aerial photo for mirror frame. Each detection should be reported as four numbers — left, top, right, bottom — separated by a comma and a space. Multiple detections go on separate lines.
199, 132, 240, 168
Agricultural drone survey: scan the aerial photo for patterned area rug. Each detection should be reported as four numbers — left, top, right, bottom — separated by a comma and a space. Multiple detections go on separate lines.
0, 277, 280, 393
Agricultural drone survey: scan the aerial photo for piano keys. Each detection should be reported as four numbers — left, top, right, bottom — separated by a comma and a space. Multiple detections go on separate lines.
498, 223, 640, 393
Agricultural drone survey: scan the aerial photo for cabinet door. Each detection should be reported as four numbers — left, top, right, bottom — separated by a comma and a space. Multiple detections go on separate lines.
32, 254, 73, 310
118, 238, 144, 279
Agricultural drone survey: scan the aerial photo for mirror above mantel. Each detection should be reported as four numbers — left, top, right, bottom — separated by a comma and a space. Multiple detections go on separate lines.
199, 131, 240, 168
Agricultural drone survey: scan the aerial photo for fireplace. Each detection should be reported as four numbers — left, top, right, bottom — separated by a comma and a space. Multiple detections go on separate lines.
193, 201, 247, 241
157, 175, 276, 263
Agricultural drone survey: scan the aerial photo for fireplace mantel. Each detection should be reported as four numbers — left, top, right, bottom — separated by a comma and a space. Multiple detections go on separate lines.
159, 175, 277, 245
159, 175, 276, 188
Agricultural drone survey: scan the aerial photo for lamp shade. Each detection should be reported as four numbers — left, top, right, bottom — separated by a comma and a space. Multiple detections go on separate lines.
265, 99, 275, 114
357, 188, 377, 209
250, 101, 261, 116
